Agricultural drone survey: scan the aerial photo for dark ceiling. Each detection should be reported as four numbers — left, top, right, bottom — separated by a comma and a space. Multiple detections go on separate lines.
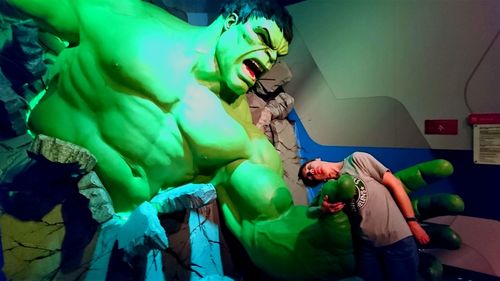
151, 0, 306, 13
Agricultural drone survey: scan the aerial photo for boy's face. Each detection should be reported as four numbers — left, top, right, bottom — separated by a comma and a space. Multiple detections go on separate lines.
216, 15, 289, 96
302, 159, 340, 182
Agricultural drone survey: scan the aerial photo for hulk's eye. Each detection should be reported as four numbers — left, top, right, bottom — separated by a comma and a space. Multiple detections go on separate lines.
257, 33, 266, 44
255, 28, 272, 48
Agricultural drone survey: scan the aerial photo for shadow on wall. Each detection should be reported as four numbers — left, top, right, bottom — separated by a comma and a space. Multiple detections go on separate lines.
282, 25, 430, 149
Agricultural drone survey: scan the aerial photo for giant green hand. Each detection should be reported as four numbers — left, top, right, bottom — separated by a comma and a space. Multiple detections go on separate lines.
225, 159, 463, 281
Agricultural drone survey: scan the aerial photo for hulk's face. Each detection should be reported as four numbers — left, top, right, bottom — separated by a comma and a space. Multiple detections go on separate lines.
216, 15, 289, 96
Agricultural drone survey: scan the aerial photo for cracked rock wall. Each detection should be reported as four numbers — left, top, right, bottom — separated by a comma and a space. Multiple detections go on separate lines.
247, 61, 307, 206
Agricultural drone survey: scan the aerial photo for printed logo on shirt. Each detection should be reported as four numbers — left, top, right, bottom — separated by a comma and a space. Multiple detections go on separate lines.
349, 176, 367, 212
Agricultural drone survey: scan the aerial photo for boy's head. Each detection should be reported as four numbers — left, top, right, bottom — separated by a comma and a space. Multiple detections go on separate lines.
298, 158, 343, 187
298, 159, 323, 187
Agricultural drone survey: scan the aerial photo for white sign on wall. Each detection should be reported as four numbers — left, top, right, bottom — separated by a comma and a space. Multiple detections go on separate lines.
473, 124, 500, 165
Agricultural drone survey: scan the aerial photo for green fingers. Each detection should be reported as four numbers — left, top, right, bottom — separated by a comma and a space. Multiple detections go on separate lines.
412, 193, 464, 219
321, 174, 356, 203
395, 159, 454, 193
419, 252, 443, 281
421, 223, 462, 250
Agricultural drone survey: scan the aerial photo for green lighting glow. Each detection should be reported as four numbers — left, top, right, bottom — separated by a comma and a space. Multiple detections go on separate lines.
5, 0, 464, 279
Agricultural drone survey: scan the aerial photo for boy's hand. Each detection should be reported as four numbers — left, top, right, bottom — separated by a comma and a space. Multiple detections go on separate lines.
407, 220, 431, 245
320, 196, 345, 213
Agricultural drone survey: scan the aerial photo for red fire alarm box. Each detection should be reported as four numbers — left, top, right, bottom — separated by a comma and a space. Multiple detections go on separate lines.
424, 119, 458, 135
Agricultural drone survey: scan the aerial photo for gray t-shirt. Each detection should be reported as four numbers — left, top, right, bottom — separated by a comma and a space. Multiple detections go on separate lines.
341, 152, 412, 247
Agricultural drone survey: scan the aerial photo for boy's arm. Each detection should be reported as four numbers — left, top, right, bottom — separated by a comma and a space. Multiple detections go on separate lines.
382, 171, 430, 245
7, 0, 79, 43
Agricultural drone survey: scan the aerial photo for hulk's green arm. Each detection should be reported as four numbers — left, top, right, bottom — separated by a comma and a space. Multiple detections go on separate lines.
6, 0, 146, 44
7, 0, 79, 43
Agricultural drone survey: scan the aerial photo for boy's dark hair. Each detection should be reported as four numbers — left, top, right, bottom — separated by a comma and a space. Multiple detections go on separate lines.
298, 159, 322, 187
219, 0, 293, 43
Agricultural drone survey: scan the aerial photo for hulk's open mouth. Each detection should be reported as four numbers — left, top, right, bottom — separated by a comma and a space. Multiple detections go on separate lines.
243, 59, 264, 80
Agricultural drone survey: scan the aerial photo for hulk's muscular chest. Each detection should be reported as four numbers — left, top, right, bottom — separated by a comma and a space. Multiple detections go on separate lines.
173, 86, 251, 168
32, 49, 251, 189
31, 79, 251, 188
99, 88, 250, 183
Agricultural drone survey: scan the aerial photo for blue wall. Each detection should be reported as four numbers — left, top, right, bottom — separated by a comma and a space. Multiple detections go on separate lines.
290, 110, 500, 221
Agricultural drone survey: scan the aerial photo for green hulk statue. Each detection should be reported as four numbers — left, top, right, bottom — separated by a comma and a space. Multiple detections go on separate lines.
6, 0, 463, 279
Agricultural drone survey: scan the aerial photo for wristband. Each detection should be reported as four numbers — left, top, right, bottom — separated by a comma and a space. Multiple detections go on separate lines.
405, 217, 417, 222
